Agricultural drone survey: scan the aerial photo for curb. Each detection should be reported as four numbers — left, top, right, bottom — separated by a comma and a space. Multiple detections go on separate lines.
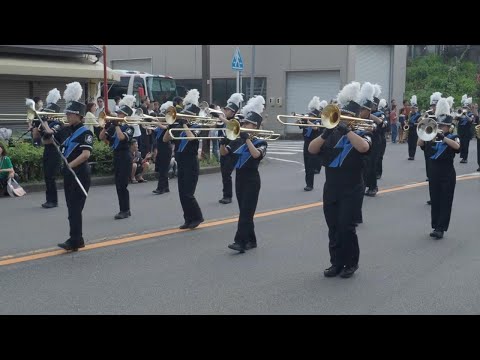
21, 166, 221, 193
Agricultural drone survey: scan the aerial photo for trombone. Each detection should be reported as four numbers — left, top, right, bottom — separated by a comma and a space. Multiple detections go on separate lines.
277, 104, 375, 130
168, 119, 277, 141
0, 109, 66, 122
163, 106, 219, 126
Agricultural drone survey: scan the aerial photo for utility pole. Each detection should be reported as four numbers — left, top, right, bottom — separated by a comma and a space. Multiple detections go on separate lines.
201, 45, 211, 160
250, 45, 256, 100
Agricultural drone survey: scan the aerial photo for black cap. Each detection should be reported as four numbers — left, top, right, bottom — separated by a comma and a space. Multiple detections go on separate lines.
43, 102, 61, 113
341, 101, 361, 117
225, 102, 239, 113
243, 111, 262, 128
181, 103, 200, 116
118, 104, 133, 117
173, 96, 183, 107
65, 100, 86, 117
373, 97, 380, 106
436, 114, 453, 125
361, 99, 374, 111
308, 108, 320, 117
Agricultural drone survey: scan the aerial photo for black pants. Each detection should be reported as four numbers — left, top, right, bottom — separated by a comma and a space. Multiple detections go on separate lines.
376, 137, 386, 177
424, 148, 431, 180
177, 154, 203, 224
303, 140, 320, 188
323, 183, 363, 267
459, 134, 471, 160
155, 145, 171, 191
365, 141, 380, 189
64, 164, 91, 244
429, 168, 456, 232
43, 145, 60, 204
477, 138, 480, 168
220, 155, 235, 199
234, 170, 260, 246
114, 150, 132, 213
407, 127, 418, 158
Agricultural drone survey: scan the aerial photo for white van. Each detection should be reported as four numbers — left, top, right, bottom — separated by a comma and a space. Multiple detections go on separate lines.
96, 70, 178, 111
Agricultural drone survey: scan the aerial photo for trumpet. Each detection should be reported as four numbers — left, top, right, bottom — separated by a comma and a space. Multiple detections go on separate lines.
168, 119, 277, 141
277, 104, 375, 130
455, 107, 468, 118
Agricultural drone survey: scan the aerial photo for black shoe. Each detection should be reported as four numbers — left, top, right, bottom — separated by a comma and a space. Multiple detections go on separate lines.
408, 157, 414, 160
323, 265, 344, 277
477, 167, 480, 172
460, 159, 467, 163
431, 230, 444, 239
228, 243, 245, 253
376, 174, 381, 180
427, 200, 431, 205
304, 186, 313, 191
219, 197, 232, 204
114, 211, 130, 220
42, 202, 58, 209
365, 188, 377, 197
339, 264, 359, 278
245, 242, 257, 250
164, 188, 170, 193
179, 223, 190, 229
152, 189, 161, 194
188, 218, 204, 229
314, 169, 320, 174
58, 239, 85, 252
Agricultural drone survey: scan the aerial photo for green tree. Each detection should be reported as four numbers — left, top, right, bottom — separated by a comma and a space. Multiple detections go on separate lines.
405, 53, 480, 111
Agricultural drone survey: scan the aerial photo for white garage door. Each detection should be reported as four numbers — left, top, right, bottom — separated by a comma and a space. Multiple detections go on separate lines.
111, 58, 152, 73
0, 80, 30, 132
355, 45, 392, 102
286, 70, 341, 133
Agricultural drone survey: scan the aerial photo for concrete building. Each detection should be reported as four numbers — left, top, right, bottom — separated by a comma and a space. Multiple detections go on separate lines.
106, 45, 407, 135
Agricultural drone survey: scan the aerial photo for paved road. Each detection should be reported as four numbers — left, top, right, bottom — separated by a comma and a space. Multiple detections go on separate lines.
0, 139, 479, 314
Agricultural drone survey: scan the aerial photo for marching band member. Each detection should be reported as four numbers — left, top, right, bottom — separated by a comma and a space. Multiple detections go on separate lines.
218, 92, 243, 204
418, 98, 460, 239
407, 95, 421, 160
32, 89, 63, 209
475, 107, 480, 172
457, 94, 474, 164
220, 96, 267, 253
364, 84, 384, 197
99, 95, 136, 220
308, 82, 372, 278
163, 89, 204, 229
298, 96, 326, 192
152, 101, 173, 195
375, 98, 388, 180
43, 82, 93, 251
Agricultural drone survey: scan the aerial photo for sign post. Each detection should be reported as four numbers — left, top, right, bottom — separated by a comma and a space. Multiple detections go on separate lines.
231, 47, 244, 96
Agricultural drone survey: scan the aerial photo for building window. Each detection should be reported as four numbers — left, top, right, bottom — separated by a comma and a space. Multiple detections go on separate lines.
175, 79, 202, 98
212, 77, 267, 108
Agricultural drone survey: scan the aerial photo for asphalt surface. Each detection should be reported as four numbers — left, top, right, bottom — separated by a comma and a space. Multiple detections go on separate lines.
0, 139, 479, 314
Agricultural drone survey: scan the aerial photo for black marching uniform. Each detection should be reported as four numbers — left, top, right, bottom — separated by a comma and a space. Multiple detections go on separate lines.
319, 124, 372, 277
407, 111, 421, 159
226, 132, 267, 252
40, 119, 62, 207
457, 111, 474, 162
105, 123, 135, 218
376, 116, 387, 179
421, 132, 460, 238
475, 115, 480, 171
218, 121, 235, 203
153, 125, 172, 194
364, 111, 383, 195
169, 119, 204, 228
301, 117, 322, 190
57, 121, 94, 250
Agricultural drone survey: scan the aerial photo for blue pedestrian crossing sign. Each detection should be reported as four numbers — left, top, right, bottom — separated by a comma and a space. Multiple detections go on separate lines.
231, 47, 244, 71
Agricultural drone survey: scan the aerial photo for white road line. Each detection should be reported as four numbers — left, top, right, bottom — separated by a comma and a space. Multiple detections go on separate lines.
267, 157, 305, 165
267, 152, 298, 155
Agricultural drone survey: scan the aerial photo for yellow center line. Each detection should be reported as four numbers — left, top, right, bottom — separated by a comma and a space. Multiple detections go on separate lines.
1, 174, 479, 267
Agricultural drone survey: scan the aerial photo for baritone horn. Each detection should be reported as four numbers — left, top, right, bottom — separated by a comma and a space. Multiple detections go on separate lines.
417, 117, 443, 142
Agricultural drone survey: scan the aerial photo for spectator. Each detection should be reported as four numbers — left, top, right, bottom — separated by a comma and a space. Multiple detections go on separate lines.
130, 139, 151, 183
0, 143, 15, 195
84, 102, 99, 135
33, 96, 44, 111
398, 107, 406, 143
114, 96, 121, 113
95, 97, 105, 117
390, 104, 398, 143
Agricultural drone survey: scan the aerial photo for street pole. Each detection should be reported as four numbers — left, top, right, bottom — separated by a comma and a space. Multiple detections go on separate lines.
103, 45, 109, 114
250, 45, 255, 100
201, 45, 211, 160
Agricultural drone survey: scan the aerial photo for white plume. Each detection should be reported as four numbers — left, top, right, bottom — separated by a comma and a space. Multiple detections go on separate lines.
373, 84, 382, 98
461, 94, 467, 104
63, 82, 83, 103
378, 99, 387, 109
242, 95, 265, 115
465, 97, 472, 105
359, 82, 375, 104
183, 89, 200, 107
227, 93, 243, 106
308, 96, 321, 111
410, 95, 417, 105
119, 94, 136, 109
46, 88, 61, 105
430, 92, 442, 104
446, 96, 454, 109
319, 100, 328, 109
435, 98, 450, 117
26, 98, 35, 109
336, 81, 361, 105
160, 101, 173, 112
